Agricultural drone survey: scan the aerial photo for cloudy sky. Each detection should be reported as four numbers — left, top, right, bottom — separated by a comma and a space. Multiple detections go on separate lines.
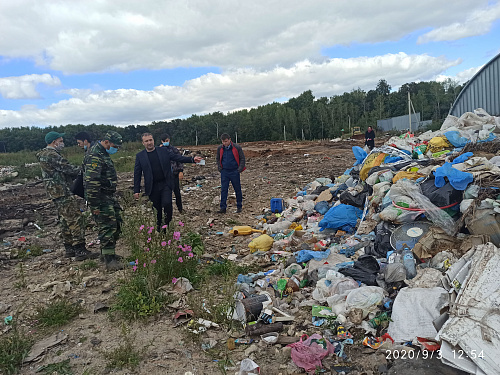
0, 0, 499, 129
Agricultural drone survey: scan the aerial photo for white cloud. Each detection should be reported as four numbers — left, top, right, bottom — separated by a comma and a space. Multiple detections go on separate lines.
0, 0, 489, 73
0, 53, 459, 128
418, 2, 500, 43
0, 74, 61, 99
435, 65, 483, 84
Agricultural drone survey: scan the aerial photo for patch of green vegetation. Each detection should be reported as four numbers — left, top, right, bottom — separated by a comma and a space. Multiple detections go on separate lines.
14, 263, 27, 289
80, 260, 99, 271
226, 218, 241, 226
36, 359, 73, 375
34, 299, 83, 328
205, 260, 248, 280
0, 325, 33, 375
102, 325, 148, 371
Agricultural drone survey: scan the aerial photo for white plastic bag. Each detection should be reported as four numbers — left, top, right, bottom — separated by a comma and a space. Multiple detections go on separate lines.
345, 286, 386, 318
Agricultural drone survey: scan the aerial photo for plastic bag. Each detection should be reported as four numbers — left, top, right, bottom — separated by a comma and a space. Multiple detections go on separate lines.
391, 180, 456, 235
345, 286, 386, 318
352, 146, 368, 166
379, 205, 421, 224
287, 334, 335, 373
434, 162, 474, 191
312, 277, 359, 302
239, 358, 260, 375
318, 204, 363, 232
248, 234, 274, 253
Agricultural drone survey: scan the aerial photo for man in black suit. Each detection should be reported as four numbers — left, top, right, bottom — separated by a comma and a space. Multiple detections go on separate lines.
134, 133, 202, 230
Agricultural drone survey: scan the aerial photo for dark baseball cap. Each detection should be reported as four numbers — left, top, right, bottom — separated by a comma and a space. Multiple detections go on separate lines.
45, 131, 65, 144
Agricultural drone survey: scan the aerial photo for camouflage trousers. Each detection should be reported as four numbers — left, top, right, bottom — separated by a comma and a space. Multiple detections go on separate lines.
53, 196, 85, 246
92, 197, 122, 255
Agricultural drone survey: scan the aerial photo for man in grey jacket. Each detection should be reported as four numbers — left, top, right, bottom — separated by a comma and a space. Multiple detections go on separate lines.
216, 133, 246, 213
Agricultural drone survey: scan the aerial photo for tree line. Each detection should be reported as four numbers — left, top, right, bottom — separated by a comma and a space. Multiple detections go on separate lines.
0, 78, 462, 153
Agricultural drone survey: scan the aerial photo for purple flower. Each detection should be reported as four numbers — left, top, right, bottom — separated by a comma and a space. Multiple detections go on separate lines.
147, 227, 153, 234
173, 231, 181, 241
143, 263, 146, 267
132, 265, 137, 272
177, 257, 183, 263
188, 252, 194, 258
161, 241, 167, 247
167, 240, 171, 245
147, 237, 151, 243
172, 277, 178, 284
139, 225, 145, 232
151, 259, 157, 264
145, 247, 150, 252
162, 224, 168, 229
135, 259, 139, 265
178, 221, 184, 227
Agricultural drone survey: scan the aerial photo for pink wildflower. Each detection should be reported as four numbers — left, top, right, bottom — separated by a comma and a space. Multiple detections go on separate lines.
162, 224, 168, 229
173, 231, 181, 241
178, 257, 183, 263
176, 251, 179, 255
168, 240, 171, 245
147, 237, 151, 243
143, 263, 146, 267
132, 265, 137, 272
139, 225, 145, 232
161, 241, 167, 247
151, 259, 157, 264
135, 259, 139, 265
178, 221, 184, 227
145, 247, 150, 252
172, 277, 178, 284
188, 252, 194, 258
147, 227, 153, 234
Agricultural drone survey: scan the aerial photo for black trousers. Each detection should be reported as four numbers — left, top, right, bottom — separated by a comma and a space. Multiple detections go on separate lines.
149, 181, 172, 230
173, 173, 182, 212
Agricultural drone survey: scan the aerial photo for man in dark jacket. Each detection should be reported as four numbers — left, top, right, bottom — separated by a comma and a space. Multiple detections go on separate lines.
216, 133, 245, 214
134, 133, 202, 230
160, 133, 183, 213
365, 126, 376, 151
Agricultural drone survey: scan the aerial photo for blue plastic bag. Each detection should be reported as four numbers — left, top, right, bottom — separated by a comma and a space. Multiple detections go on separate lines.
445, 131, 469, 148
318, 204, 363, 232
434, 162, 474, 191
314, 200, 330, 215
384, 156, 402, 164
352, 146, 367, 166
295, 248, 331, 263
451, 152, 473, 165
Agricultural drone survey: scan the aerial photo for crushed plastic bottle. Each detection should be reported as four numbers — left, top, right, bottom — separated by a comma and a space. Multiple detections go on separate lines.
402, 245, 417, 279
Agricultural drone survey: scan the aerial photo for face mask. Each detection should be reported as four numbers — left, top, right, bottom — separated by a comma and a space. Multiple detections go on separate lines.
55, 142, 65, 151
106, 146, 118, 155
163, 142, 170, 147
84, 145, 88, 151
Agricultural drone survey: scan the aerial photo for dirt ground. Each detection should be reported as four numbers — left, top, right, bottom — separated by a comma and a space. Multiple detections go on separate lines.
0, 139, 463, 375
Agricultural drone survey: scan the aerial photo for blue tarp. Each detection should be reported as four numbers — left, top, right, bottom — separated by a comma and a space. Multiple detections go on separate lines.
445, 131, 469, 148
318, 204, 363, 232
314, 201, 330, 215
451, 152, 473, 165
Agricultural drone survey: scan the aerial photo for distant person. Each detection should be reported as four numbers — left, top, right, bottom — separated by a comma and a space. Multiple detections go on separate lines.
216, 133, 245, 214
84, 131, 123, 271
133, 133, 202, 231
36, 131, 98, 261
159, 133, 184, 213
365, 126, 376, 151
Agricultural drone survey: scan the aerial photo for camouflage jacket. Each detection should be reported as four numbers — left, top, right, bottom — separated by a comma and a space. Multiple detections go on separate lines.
36, 147, 80, 200
84, 142, 117, 209
162, 144, 184, 173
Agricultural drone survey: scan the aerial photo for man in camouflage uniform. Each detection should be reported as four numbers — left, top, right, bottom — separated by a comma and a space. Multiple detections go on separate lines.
36, 131, 98, 260
84, 131, 123, 271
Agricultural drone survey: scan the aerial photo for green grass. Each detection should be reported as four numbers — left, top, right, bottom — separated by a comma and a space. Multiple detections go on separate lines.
36, 359, 73, 375
102, 325, 147, 370
0, 325, 34, 375
79, 260, 99, 271
205, 260, 249, 280
34, 299, 83, 328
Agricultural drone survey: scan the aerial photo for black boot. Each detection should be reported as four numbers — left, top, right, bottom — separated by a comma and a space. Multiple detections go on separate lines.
64, 244, 75, 258
104, 254, 124, 271
74, 243, 99, 261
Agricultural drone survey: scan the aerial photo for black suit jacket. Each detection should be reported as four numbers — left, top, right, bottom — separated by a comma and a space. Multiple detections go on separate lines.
134, 147, 194, 196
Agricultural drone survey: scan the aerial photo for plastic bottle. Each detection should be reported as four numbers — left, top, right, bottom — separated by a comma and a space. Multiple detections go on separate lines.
402, 246, 417, 279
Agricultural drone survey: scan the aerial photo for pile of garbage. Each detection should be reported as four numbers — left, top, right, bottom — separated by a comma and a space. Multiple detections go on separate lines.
227, 109, 500, 374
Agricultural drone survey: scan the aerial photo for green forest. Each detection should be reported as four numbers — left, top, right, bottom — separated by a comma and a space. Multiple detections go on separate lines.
0, 78, 462, 153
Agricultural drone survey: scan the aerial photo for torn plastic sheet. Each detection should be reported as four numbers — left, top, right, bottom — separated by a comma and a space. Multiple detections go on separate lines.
436, 243, 500, 375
